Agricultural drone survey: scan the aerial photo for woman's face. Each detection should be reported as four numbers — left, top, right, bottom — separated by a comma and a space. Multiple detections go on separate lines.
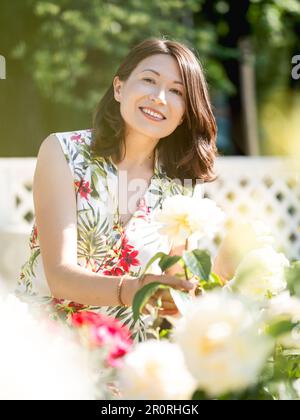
113, 54, 186, 141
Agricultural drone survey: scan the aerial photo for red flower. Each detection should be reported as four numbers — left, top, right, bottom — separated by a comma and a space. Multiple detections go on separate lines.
68, 301, 86, 311
50, 298, 86, 313
119, 249, 140, 272
74, 179, 91, 200
71, 311, 132, 367
71, 311, 100, 327
70, 133, 84, 143
103, 267, 123, 276
30, 224, 38, 248
121, 235, 134, 252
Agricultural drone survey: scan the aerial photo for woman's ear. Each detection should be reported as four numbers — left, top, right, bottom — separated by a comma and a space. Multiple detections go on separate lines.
113, 76, 122, 102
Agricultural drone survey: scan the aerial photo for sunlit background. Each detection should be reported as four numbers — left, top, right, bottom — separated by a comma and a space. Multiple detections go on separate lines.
1, 0, 300, 289
0, 0, 299, 157
1, 1, 300, 400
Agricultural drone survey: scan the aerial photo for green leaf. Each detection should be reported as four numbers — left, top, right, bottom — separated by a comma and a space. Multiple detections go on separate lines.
191, 389, 208, 400
182, 249, 212, 280
132, 282, 168, 322
199, 272, 223, 291
140, 252, 168, 277
286, 261, 300, 297
159, 329, 170, 339
266, 320, 298, 338
158, 254, 182, 272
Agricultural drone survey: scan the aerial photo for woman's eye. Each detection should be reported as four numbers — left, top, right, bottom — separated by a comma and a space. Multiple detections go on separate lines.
171, 89, 183, 96
143, 78, 155, 84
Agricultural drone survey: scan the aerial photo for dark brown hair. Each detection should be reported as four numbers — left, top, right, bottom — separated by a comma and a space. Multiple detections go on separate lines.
91, 37, 217, 183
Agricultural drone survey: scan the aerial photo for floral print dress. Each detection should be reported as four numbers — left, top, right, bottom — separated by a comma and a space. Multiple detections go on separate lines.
17, 129, 192, 342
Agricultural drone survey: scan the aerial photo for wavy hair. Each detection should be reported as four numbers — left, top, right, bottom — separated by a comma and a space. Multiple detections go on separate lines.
91, 38, 217, 184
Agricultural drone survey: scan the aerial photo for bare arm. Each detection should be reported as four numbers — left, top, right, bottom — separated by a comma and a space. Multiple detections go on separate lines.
33, 135, 192, 307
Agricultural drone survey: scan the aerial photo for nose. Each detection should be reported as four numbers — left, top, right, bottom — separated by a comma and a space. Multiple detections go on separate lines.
149, 88, 167, 105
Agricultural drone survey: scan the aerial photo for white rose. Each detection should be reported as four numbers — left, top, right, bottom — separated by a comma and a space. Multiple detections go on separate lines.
155, 194, 224, 246
0, 293, 97, 400
117, 340, 196, 400
230, 246, 289, 301
173, 290, 273, 397
267, 292, 300, 348
293, 379, 300, 398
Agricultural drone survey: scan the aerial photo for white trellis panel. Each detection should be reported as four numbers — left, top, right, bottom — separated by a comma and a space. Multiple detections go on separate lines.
202, 157, 300, 260
0, 158, 36, 289
0, 157, 299, 289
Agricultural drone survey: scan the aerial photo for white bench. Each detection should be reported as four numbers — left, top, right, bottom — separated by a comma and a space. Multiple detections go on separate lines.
0, 157, 299, 289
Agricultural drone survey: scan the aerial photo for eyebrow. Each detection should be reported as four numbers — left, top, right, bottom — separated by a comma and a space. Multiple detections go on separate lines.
140, 69, 183, 85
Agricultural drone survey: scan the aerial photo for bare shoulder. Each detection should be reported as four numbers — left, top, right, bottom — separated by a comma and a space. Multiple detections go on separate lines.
33, 133, 74, 204
37, 133, 63, 161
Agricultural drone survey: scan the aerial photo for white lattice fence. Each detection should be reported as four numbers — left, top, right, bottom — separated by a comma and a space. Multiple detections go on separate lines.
0, 158, 36, 289
202, 157, 300, 260
0, 157, 299, 288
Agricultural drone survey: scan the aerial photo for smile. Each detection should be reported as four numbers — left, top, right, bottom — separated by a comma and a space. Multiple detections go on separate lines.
139, 107, 166, 121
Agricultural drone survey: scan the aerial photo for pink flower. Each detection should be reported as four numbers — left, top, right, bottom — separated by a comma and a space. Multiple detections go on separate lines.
70, 133, 84, 143
71, 311, 133, 367
71, 311, 100, 327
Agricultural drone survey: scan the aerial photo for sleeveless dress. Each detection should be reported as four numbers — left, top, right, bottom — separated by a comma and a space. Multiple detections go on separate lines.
17, 129, 193, 342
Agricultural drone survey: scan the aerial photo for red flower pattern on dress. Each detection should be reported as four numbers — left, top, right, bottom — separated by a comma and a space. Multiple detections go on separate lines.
70, 133, 85, 143
103, 267, 123, 276
74, 179, 91, 200
30, 224, 38, 249
136, 197, 151, 220
99, 227, 140, 276
119, 249, 140, 272
51, 298, 86, 313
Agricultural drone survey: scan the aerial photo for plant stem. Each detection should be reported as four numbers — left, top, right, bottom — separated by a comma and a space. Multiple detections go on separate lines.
184, 238, 189, 281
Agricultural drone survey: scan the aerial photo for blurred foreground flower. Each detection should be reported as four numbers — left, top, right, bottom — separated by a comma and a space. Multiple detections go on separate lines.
267, 292, 300, 349
155, 194, 224, 246
230, 246, 289, 302
173, 290, 273, 397
117, 340, 196, 400
0, 292, 97, 400
71, 311, 132, 368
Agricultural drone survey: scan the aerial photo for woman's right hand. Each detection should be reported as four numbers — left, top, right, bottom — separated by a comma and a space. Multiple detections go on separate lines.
136, 273, 195, 316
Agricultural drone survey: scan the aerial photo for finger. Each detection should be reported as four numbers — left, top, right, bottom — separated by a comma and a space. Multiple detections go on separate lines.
160, 301, 178, 310
153, 290, 174, 303
159, 308, 180, 316
141, 274, 193, 293
163, 276, 194, 292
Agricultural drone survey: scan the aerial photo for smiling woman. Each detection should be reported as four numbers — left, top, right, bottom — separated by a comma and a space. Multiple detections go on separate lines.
17, 38, 217, 342
93, 38, 217, 184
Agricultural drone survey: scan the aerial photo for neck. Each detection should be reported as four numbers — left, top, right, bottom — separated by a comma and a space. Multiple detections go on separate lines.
113, 130, 159, 172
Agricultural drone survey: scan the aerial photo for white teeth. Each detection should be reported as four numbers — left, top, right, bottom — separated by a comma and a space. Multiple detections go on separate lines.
141, 108, 164, 120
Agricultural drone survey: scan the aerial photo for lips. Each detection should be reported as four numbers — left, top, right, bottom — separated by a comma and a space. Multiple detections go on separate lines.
139, 107, 166, 120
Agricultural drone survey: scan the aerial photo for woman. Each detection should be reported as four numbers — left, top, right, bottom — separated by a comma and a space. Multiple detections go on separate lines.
17, 38, 217, 342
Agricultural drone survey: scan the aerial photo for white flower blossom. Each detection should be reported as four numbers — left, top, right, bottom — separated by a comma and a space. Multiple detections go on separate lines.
230, 246, 289, 301
154, 194, 224, 246
173, 290, 273, 397
267, 292, 300, 348
0, 292, 97, 400
117, 340, 196, 400
293, 379, 300, 399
